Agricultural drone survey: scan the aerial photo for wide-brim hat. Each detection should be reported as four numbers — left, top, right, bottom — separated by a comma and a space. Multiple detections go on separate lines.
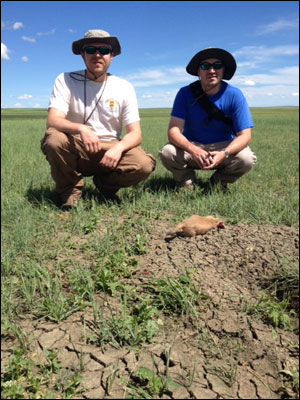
186, 47, 236, 80
72, 29, 121, 56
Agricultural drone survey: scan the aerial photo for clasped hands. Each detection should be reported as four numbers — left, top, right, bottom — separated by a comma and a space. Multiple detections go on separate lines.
191, 148, 225, 170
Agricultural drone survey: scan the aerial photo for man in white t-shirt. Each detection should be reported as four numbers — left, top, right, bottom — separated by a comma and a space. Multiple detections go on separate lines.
41, 29, 156, 209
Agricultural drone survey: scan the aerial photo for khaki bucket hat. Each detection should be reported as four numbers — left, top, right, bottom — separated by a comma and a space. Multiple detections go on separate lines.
186, 47, 236, 80
72, 29, 121, 55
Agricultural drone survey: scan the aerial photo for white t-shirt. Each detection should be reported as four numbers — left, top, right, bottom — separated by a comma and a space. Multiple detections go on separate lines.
48, 71, 140, 141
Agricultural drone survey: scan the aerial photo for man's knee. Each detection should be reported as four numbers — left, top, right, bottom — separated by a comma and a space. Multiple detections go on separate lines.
41, 128, 69, 154
159, 143, 177, 165
236, 148, 257, 172
137, 153, 156, 177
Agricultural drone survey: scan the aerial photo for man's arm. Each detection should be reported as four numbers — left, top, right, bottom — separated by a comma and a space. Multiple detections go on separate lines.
224, 128, 252, 155
99, 121, 142, 169
202, 128, 252, 170
47, 107, 101, 153
168, 116, 213, 168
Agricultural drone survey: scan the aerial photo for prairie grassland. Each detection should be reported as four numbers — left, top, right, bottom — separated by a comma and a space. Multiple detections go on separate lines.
1, 107, 299, 399
2, 107, 298, 268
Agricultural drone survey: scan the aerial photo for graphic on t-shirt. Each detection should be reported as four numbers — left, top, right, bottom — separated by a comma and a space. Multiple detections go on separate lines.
105, 98, 119, 110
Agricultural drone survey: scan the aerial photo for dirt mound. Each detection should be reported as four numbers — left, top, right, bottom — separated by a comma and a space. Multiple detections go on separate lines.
2, 223, 298, 399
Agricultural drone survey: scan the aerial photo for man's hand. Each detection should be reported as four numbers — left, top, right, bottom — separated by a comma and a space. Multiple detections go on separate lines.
99, 121, 141, 169
190, 147, 214, 169
100, 144, 123, 169
201, 151, 225, 170
78, 125, 101, 153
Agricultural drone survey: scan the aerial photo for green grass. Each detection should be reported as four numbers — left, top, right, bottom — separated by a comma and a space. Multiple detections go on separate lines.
1, 106, 298, 316
1, 107, 299, 398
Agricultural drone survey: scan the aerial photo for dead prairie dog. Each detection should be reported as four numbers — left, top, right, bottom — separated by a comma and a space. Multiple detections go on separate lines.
168, 215, 225, 237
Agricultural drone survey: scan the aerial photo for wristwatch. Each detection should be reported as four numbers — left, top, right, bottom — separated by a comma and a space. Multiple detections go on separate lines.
223, 150, 229, 159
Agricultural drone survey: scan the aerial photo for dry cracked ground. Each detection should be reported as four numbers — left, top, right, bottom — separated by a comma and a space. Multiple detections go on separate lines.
2, 222, 299, 399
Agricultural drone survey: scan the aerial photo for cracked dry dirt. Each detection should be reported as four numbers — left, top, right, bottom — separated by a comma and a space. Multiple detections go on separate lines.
2, 222, 299, 399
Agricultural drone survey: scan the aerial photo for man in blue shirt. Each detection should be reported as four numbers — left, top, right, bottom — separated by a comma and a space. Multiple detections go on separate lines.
159, 47, 257, 190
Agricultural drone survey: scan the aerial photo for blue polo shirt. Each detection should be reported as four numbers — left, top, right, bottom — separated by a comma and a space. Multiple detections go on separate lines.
171, 81, 254, 144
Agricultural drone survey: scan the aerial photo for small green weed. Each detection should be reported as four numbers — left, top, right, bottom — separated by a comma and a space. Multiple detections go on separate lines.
81, 213, 100, 234
1, 347, 83, 399
54, 369, 83, 399
244, 293, 296, 330
280, 368, 299, 398
126, 366, 178, 399
267, 255, 299, 313
1, 348, 46, 399
146, 270, 203, 319
92, 295, 162, 347
93, 267, 122, 295
209, 353, 238, 387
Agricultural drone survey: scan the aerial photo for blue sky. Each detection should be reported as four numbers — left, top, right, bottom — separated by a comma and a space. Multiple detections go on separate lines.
1, 1, 299, 108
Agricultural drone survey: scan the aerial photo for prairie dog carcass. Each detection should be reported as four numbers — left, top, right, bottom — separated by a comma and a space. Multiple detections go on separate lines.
167, 215, 225, 238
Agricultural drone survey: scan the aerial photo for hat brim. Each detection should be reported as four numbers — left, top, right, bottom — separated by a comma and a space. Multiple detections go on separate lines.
72, 37, 121, 55
186, 48, 236, 80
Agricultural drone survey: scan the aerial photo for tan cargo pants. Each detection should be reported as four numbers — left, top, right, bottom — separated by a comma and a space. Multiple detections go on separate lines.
41, 128, 156, 198
159, 141, 257, 185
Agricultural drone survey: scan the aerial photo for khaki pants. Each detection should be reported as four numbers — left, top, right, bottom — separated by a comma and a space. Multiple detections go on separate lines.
159, 141, 257, 185
41, 128, 156, 196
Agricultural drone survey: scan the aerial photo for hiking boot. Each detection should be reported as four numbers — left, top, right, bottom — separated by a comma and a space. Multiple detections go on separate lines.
178, 180, 195, 191
93, 175, 119, 200
209, 177, 228, 193
60, 188, 82, 210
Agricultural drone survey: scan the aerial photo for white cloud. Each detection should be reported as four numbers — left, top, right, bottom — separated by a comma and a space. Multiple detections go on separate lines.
36, 28, 56, 36
13, 22, 23, 30
122, 66, 191, 88
33, 104, 40, 108
243, 79, 256, 86
233, 45, 299, 65
14, 103, 22, 107
22, 36, 36, 43
21, 56, 28, 62
127, 63, 299, 92
134, 63, 299, 108
272, 66, 299, 76
17, 94, 33, 100
126, 70, 165, 81
67, 29, 76, 33
240, 84, 299, 107
137, 88, 179, 108
256, 18, 299, 36
1, 42, 10, 60
2, 21, 23, 30
232, 66, 299, 87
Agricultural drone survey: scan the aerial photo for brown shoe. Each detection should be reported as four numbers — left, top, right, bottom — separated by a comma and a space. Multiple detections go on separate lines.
60, 188, 82, 210
209, 177, 228, 193
178, 180, 194, 191
93, 175, 119, 199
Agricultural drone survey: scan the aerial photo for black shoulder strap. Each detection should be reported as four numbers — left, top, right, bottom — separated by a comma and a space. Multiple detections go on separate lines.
189, 81, 233, 127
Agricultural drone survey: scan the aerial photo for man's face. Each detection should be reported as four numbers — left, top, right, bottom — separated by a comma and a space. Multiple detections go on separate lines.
197, 58, 224, 87
81, 42, 114, 77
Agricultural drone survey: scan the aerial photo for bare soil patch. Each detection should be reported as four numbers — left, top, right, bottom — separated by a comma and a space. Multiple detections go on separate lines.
2, 222, 299, 399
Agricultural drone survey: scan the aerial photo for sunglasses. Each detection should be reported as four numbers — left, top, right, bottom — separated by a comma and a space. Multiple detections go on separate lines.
199, 61, 224, 71
83, 46, 111, 55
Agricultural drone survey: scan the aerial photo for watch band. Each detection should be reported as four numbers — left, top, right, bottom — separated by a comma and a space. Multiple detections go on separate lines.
223, 150, 229, 159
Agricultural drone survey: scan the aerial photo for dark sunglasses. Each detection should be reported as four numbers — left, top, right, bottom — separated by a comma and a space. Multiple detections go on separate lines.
84, 46, 111, 55
199, 61, 223, 71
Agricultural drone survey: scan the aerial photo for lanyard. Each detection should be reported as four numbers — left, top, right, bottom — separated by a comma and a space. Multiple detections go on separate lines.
83, 71, 107, 124
69, 71, 107, 125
